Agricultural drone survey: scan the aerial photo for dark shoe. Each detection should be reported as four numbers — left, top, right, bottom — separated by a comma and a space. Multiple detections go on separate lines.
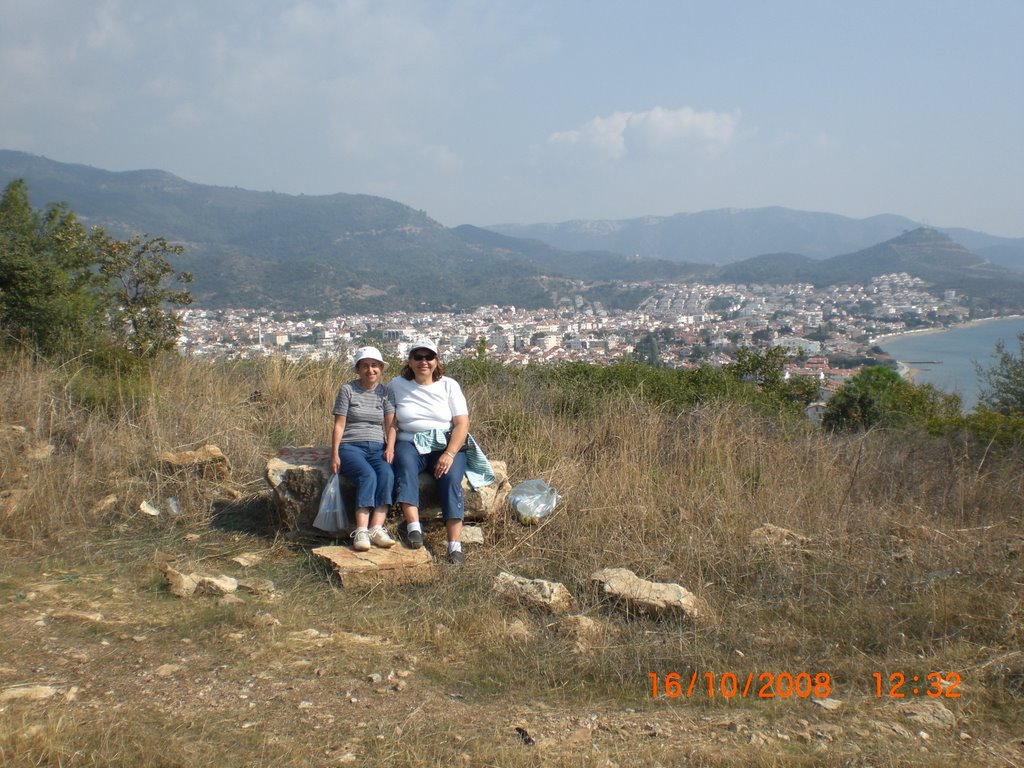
447, 550, 465, 566
405, 529, 423, 549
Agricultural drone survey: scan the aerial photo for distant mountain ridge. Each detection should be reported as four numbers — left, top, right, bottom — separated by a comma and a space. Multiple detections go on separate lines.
2, 150, 1022, 312
487, 208, 1024, 270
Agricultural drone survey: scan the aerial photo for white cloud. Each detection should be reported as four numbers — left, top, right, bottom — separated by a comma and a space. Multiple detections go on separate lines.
549, 106, 738, 158
421, 145, 463, 173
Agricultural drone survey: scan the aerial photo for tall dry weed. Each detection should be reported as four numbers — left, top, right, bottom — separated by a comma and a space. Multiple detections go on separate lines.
1, 352, 1021, 713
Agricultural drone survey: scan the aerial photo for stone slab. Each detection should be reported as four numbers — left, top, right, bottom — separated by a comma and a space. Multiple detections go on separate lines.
266, 445, 510, 531
312, 544, 436, 588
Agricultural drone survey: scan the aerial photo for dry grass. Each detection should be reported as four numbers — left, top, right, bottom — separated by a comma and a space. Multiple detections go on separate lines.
1, 352, 1022, 766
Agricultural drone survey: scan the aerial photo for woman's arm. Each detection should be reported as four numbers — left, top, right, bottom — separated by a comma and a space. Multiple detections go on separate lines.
435, 413, 469, 478
330, 414, 346, 475
383, 413, 395, 463
445, 413, 469, 455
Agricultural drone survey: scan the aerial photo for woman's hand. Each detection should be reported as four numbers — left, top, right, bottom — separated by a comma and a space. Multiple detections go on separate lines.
434, 450, 456, 478
384, 446, 394, 464
331, 454, 340, 475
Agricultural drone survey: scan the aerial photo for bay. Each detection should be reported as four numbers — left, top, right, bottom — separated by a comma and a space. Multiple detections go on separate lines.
877, 316, 1024, 409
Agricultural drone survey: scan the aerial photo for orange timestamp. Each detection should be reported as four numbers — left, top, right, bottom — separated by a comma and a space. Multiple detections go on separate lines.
649, 671, 833, 700
871, 671, 962, 699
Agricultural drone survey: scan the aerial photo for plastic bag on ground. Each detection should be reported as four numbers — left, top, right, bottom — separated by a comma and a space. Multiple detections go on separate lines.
508, 479, 560, 525
313, 473, 351, 534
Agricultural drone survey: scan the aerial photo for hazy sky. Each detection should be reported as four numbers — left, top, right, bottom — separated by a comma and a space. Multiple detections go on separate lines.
2, 1, 1022, 235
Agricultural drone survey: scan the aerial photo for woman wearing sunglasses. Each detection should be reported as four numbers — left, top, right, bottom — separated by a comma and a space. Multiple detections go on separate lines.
386, 339, 477, 565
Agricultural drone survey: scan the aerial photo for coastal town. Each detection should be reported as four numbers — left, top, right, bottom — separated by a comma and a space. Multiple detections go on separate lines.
177, 272, 975, 393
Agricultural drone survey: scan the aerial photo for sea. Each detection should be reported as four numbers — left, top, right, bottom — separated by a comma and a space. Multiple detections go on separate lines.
877, 316, 1024, 409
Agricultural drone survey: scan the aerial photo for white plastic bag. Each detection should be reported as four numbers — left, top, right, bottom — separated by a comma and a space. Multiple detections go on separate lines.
508, 479, 560, 525
313, 473, 351, 534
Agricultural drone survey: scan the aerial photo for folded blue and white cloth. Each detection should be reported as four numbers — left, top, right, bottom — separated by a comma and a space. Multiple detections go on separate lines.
410, 429, 496, 489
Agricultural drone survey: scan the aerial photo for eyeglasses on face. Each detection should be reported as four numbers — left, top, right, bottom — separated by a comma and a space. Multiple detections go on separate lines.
411, 352, 436, 362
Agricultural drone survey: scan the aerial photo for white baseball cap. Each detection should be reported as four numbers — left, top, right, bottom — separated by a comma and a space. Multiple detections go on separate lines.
352, 346, 387, 370
408, 339, 438, 356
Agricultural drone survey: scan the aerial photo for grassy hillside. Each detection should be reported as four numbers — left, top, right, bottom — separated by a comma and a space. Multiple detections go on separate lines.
6, 151, 1023, 315
0, 151, 689, 312
1, 351, 1022, 765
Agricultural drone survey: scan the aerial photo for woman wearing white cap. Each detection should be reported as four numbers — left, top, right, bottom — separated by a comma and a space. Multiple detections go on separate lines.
331, 345, 396, 551
386, 339, 471, 564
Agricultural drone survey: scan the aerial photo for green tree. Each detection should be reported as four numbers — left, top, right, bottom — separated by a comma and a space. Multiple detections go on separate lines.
91, 230, 193, 357
729, 346, 819, 410
975, 331, 1024, 415
633, 331, 661, 367
822, 366, 960, 431
0, 179, 104, 351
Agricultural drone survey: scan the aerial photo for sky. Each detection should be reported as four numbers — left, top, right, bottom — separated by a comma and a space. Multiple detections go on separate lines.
2, 1, 1022, 236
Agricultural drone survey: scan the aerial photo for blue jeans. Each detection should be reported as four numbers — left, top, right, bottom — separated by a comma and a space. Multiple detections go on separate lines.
338, 441, 394, 510
393, 440, 466, 521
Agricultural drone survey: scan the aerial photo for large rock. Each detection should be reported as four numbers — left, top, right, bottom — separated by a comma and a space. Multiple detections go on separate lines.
312, 545, 435, 588
749, 523, 811, 549
160, 444, 231, 480
591, 567, 708, 622
265, 445, 509, 531
493, 571, 576, 614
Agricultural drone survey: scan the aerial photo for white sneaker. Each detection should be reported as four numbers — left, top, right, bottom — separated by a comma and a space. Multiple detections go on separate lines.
351, 529, 371, 551
369, 526, 396, 548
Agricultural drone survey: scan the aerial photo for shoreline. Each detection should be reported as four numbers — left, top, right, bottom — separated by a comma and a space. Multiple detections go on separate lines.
876, 314, 1024, 396
870, 314, 1024, 346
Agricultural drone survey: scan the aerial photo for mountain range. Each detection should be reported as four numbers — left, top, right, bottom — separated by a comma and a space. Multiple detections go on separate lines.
2, 149, 1022, 313
488, 209, 1024, 269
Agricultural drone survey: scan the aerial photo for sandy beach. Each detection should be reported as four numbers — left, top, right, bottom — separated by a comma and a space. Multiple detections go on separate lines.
875, 315, 1024, 401
870, 314, 1024, 346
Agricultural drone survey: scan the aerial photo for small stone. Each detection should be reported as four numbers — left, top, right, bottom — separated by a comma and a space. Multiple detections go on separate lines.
160, 564, 198, 598
160, 444, 231, 480
591, 567, 707, 621
154, 664, 180, 677
139, 500, 161, 517
25, 442, 55, 461
460, 527, 485, 545
493, 571, 575, 614
196, 574, 238, 594
91, 495, 118, 515
505, 618, 533, 642
749, 523, 811, 548
237, 578, 275, 595
0, 685, 59, 702
812, 697, 843, 712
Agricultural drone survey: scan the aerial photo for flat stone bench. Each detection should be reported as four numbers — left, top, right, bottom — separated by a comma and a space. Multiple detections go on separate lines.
310, 545, 436, 588
264, 445, 511, 532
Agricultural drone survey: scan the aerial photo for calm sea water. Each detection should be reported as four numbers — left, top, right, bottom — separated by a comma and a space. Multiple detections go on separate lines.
878, 317, 1024, 409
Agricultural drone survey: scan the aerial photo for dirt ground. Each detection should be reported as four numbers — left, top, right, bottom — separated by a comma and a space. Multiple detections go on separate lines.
2, 519, 1022, 768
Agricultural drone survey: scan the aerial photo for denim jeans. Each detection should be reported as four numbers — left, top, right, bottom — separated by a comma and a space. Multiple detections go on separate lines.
393, 440, 466, 521
338, 441, 394, 510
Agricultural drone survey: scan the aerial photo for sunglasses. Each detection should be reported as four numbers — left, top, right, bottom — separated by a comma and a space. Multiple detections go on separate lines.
411, 352, 436, 362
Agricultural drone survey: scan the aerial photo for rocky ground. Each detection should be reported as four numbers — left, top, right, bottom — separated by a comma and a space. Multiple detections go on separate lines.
2, 524, 1021, 768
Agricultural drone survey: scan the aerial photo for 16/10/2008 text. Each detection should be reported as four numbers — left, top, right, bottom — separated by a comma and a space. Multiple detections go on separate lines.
649, 671, 832, 700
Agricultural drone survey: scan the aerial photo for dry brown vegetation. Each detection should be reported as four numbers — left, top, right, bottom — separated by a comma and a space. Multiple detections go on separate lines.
1, 352, 1023, 767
